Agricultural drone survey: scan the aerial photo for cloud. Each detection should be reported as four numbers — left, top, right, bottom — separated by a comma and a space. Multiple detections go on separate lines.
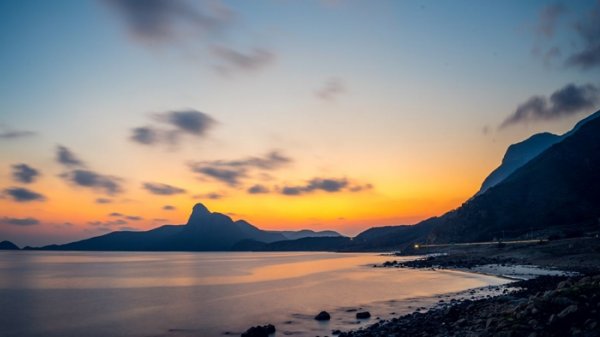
158, 110, 216, 136
247, 184, 270, 194
105, 0, 275, 76
163, 205, 176, 210
142, 182, 186, 195
60, 169, 124, 195
103, 0, 233, 44
192, 192, 223, 200
280, 177, 372, 196
212, 45, 275, 75
3, 187, 46, 202
536, 3, 567, 38
130, 126, 162, 145
0, 125, 36, 140
189, 151, 292, 186
109, 212, 123, 217
316, 77, 346, 101
88, 219, 128, 227
126, 215, 143, 221
130, 109, 216, 148
96, 198, 113, 204
56, 145, 85, 167
11, 163, 40, 184
566, 2, 600, 69
500, 83, 600, 129
0, 217, 39, 226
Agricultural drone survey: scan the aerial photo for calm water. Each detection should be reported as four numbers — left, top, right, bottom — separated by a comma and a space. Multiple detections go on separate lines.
0, 251, 508, 337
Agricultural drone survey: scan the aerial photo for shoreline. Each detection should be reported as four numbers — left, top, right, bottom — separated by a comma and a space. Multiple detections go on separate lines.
334, 237, 600, 337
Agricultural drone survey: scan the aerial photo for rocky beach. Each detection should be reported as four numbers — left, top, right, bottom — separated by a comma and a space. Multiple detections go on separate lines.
335, 237, 600, 337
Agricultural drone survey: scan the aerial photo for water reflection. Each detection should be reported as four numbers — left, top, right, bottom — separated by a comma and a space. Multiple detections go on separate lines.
0, 251, 509, 337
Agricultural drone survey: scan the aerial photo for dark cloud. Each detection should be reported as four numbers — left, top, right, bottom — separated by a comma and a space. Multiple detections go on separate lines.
3, 187, 46, 202
536, 3, 567, 38
566, 2, 600, 69
130, 110, 216, 148
60, 169, 123, 195
105, 0, 275, 76
0, 216, 39, 226
212, 45, 275, 75
96, 198, 113, 204
191, 166, 245, 186
56, 145, 85, 167
0, 125, 36, 140
142, 182, 186, 195
108, 212, 142, 221
280, 178, 372, 196
159, 110, 216, 136
192, 192, 223, 200
130, 126, 161, 145
104, 0, 233, 44
11, 163, 40, 184
500, 83, 600, 129
247, 184, 270, 194
189, 151, 292, 186
316, 77, 346, 101
163, 205, 176, 210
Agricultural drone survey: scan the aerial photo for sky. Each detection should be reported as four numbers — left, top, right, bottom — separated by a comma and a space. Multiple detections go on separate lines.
1, 0, 599, 247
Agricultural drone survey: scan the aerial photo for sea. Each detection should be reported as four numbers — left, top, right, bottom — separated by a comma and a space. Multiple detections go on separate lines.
0, 251, 509, 337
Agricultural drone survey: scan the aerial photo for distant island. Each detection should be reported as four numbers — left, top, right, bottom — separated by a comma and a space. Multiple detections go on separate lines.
0, 240, 19, 250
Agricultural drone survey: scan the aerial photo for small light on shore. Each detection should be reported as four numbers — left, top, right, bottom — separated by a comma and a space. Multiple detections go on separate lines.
414, 244, 420, 249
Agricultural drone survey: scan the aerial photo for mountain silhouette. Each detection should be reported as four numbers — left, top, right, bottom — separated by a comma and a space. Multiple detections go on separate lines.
0, 240, 19, 250
478, 110, 600, 194
348, 110, 600, 250
36, 204, 339, 251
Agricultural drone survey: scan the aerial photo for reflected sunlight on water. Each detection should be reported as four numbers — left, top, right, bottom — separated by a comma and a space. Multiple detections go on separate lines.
0, 251, 510, 337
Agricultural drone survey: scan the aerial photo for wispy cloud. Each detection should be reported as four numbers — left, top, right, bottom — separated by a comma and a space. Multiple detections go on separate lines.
212, 45, 275, 75
142, 182, 187, 195
130, 109, 216, 148
60, 169, 124, 195
189, 151, 292, 186
103, 0, 233, 45
280, 177, 372, 196
11, 164, 40, 184
247, 184, 270, 194
56, 145, 85, 167
3, 187, 46, 202
0, 216, 39, 226
56, 146, 125, 195
0, 125, 36, 140
193, 192, 224, 200
105, 0, 275, 75
96, 198, 113, 204
500, 83, 599, 129
566, 1, 600, 69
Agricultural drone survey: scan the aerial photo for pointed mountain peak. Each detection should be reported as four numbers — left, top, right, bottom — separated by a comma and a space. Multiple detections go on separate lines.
187, 203, 212, 225
192, 203, 210, 215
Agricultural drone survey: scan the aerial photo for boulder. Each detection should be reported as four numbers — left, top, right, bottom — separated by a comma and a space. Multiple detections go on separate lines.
315, 311, 331, 321
356, 312, 371, 319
